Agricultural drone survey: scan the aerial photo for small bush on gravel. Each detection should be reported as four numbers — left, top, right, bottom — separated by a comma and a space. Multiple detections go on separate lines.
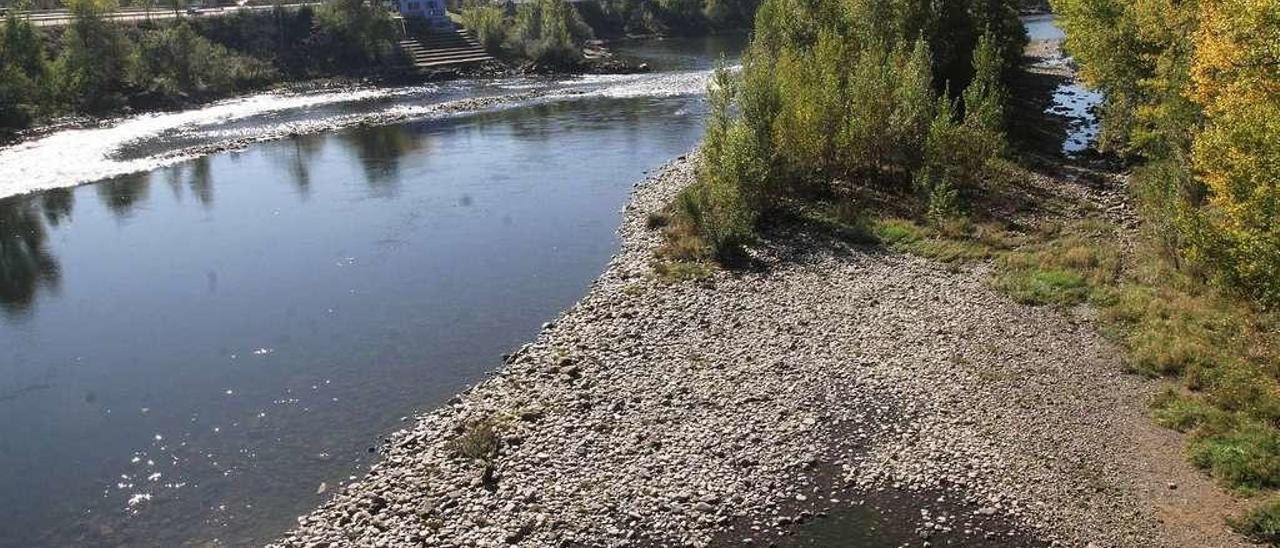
451, 419, 500, 463
1231, 497, 1280, 544
645, 212, 670, 230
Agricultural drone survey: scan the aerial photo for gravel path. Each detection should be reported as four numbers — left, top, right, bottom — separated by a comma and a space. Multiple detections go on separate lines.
272, 152, 1249, 547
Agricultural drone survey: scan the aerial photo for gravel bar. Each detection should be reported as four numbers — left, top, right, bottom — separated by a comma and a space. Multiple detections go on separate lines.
273, 154, 1249, 548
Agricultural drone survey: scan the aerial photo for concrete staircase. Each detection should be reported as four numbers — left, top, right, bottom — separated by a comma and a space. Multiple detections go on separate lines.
398, 30, 493, 71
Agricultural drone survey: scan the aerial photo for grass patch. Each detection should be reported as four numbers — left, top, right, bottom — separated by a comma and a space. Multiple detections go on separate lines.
1103, 257, 1280, 494
989, 221, 1121, 306
873, 218, 926, 247
993, 262, 1090, 305
803, 202, 880, 244
652, 260, 716, 283
1187, 421, 1280, 491
871, 216, 1021, 264
1231, 497, 1280, 544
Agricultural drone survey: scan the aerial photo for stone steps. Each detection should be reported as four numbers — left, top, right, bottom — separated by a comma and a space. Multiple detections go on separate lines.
397, 30, 493, 70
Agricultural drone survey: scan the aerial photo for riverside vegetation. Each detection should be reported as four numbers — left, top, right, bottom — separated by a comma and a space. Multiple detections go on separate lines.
0, 0, 399, 135
456, 0, 760, 70
660, 0, 1280, 541
457, 0, 596, 69
2, 0, 738, 136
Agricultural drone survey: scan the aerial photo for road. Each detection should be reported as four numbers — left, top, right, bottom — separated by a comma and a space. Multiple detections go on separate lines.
9, 2, 322, 27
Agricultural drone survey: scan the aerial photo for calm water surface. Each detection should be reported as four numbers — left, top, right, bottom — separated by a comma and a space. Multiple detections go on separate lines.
0, 35, 745, 547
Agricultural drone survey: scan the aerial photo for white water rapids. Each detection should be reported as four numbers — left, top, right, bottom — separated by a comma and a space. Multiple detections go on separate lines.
0, 69, 721, 200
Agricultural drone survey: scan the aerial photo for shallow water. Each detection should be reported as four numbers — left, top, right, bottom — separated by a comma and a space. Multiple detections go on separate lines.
1027, 14, 1104, 155
1024, 13, 1066, 42
0, 35, 745, 548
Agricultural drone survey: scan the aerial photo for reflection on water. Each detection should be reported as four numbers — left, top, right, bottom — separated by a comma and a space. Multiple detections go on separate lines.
0, 196, 62, 316
0, 35, 745, 548
342, 125, 430, 196
97, 172, 153, 218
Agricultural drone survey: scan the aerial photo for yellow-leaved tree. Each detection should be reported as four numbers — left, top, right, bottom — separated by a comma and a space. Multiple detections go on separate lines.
1190, 0, 1280, 305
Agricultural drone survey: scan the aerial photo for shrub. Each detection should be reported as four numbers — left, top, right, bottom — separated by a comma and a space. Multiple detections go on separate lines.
134, 22, 275, 96
451, 419, 500, 463
508, 0, 593, 68
458, 4, 506, 52
1231, 498, 1280, 544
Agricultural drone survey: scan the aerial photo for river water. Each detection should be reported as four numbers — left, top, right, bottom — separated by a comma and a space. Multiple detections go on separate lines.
0, 35, 745, 547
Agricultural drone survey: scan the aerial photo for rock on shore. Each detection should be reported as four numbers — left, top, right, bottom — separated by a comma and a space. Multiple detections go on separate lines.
273, 154, 1245, 548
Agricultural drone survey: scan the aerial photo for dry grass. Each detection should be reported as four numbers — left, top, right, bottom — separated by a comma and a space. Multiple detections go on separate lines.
450, 418, 501, 463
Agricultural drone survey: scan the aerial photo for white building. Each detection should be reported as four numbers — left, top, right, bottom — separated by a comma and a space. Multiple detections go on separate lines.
397, 0, 451, 28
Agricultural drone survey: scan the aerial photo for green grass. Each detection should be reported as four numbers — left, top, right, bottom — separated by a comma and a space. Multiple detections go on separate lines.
873, 218, 927, 246
869, 216, 1021, 265
652, 260, 715, 283
993, 263, 1090, 305
988, 223, 1120, 306
1188, 422, 1280, 491
1231, 497, 1280, 544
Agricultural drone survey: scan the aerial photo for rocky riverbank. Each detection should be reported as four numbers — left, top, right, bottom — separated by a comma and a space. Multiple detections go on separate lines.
272, 143, 1247, 547
272, 31, 1252, 548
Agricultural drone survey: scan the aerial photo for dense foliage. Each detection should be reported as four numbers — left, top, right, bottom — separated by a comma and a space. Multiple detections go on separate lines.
1054, 0, 1280, 522
670, 0, 1025, 260
573, 0, 759, 37
459, 0, 593, 68
0, 0, 398, 136
1053, 0, 1280, 308
133, 21, 276, 97
0, 7, 49, 128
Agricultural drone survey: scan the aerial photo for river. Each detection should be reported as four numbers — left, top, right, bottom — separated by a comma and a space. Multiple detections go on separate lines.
0, 35, 746, 547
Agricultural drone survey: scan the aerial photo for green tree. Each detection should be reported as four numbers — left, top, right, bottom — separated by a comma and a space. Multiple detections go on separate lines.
0, 8, 48, 131
313, 0, 397, 69
54, 0, 135, 111
134, 21, 275, 95
680, 0, 1024, 257
508, 0, 593, 67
